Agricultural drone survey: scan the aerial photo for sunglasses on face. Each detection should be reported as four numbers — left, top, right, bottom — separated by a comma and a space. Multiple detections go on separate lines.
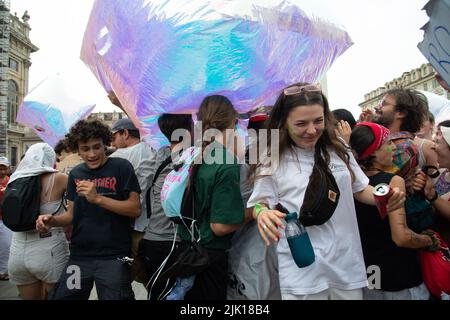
378, 100, 396, 109
283, 84, 322, 96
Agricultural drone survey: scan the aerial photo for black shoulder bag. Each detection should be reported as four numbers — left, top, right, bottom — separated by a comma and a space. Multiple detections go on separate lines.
298, 149, 341, 227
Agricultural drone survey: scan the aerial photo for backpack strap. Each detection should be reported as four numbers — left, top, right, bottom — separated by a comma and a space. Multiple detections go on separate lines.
50, 192, 67, 216
146, 155, 173, 218
42, 173, 56, 203
181, 163, 210, 242
189, 164, 201, 241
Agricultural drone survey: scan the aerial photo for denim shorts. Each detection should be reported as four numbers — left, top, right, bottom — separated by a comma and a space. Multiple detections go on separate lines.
8, 230, 69, 285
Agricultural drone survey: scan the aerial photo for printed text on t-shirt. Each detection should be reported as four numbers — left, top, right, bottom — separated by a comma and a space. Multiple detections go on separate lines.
74, 177, 117, 193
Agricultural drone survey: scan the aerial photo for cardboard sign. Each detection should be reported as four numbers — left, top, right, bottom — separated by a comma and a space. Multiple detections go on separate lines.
418, 0, 450, 88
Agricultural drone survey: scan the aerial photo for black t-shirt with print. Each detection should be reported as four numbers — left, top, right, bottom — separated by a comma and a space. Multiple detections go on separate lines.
67, 157, 141, 259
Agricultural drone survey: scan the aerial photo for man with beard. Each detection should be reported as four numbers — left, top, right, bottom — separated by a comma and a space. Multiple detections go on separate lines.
373, 89, 439, 235
373, 89, 436, 190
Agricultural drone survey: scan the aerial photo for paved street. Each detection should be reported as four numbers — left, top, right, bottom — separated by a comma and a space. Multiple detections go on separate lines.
0, 279, 20, 300
89, 281, 147, 300
0, 280, 147, 300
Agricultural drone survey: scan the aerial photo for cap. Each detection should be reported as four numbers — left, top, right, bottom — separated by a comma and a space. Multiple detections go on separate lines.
0, 156, 9, 167
441, 126, 450, 146
111, 118, 138, 134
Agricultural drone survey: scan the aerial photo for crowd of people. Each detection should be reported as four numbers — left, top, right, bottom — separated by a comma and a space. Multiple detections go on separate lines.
0, 78, 449, 300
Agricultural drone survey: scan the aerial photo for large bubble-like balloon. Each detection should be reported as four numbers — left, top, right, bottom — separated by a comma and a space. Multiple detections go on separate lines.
16, 73, 96, 147
81, 0, 353, 145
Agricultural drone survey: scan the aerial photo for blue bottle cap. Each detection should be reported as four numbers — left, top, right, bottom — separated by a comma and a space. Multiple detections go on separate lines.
285, 212, 298, 222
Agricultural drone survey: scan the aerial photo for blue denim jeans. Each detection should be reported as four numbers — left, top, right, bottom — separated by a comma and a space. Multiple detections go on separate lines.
48, 257, 134, 300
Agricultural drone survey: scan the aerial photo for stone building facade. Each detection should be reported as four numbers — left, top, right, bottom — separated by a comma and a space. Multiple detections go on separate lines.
359, 63, 450, 112
0, 2, 39, 169
87, 111, 126, 127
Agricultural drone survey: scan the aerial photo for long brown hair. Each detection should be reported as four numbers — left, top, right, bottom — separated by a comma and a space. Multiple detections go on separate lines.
386, 88, 428, 134
250, 82, 353, 180
198, 95, 236, 131
197, 95, 237, 150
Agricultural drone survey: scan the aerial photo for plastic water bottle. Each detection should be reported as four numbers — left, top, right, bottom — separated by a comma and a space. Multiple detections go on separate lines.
285, 212, 315, 268
166, 276, 195, 300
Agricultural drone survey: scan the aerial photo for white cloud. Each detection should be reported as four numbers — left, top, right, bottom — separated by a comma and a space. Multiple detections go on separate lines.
11, 0, 119, 113
321, 0, 429, 116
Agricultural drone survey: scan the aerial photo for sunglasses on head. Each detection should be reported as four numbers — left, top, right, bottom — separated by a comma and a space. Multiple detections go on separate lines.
283, 84, 322, 96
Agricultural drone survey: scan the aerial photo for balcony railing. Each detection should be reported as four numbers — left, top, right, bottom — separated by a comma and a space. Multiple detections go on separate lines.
8, 122, 25, 133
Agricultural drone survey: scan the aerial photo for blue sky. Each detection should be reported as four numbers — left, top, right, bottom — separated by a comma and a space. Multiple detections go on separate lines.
11, 0, 429, 117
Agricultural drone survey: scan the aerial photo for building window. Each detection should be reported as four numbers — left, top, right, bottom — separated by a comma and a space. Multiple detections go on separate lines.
10, 146, 18, 167
433, 79, 439, 88
9, 58, 19, 72
7, 80, 19, 124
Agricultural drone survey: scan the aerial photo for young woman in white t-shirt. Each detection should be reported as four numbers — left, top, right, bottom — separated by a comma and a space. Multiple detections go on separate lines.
247, 83, 405, 300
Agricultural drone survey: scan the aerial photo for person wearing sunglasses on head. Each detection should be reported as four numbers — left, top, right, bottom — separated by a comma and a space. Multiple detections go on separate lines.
247, 83, 405, 300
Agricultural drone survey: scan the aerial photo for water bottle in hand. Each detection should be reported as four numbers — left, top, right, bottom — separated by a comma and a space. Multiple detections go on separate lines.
285, 212, 315, 268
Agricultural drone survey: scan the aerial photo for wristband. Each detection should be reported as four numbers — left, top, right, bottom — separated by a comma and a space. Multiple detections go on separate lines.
255, 203, 269, 219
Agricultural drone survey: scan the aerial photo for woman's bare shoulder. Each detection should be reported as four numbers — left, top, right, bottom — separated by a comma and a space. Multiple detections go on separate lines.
54, 172, 68, 186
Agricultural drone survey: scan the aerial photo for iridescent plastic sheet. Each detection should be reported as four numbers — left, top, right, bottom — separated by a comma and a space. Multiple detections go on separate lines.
16, 74, 96, 147
81, 0, 352, 144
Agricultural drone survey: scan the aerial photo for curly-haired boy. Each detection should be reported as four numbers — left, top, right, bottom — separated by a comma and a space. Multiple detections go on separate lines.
37, 119, 141, 300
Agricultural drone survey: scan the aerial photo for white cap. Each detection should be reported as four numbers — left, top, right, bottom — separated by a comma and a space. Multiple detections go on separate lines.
441, 126, 450, 146
0, 156, 9, 167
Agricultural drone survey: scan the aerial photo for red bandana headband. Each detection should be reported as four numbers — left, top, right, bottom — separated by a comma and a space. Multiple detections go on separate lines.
355, 122, 390, 160
249, 113, 269, 123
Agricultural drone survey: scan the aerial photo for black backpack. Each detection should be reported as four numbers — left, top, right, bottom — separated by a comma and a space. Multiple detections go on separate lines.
2, 176, 42, 232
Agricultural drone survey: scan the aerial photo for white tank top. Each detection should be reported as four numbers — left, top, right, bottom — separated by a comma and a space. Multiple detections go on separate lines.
40, 173, 64, 231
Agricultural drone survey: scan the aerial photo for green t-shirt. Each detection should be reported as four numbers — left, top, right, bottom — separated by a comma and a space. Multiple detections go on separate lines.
178, 144, 244, 250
